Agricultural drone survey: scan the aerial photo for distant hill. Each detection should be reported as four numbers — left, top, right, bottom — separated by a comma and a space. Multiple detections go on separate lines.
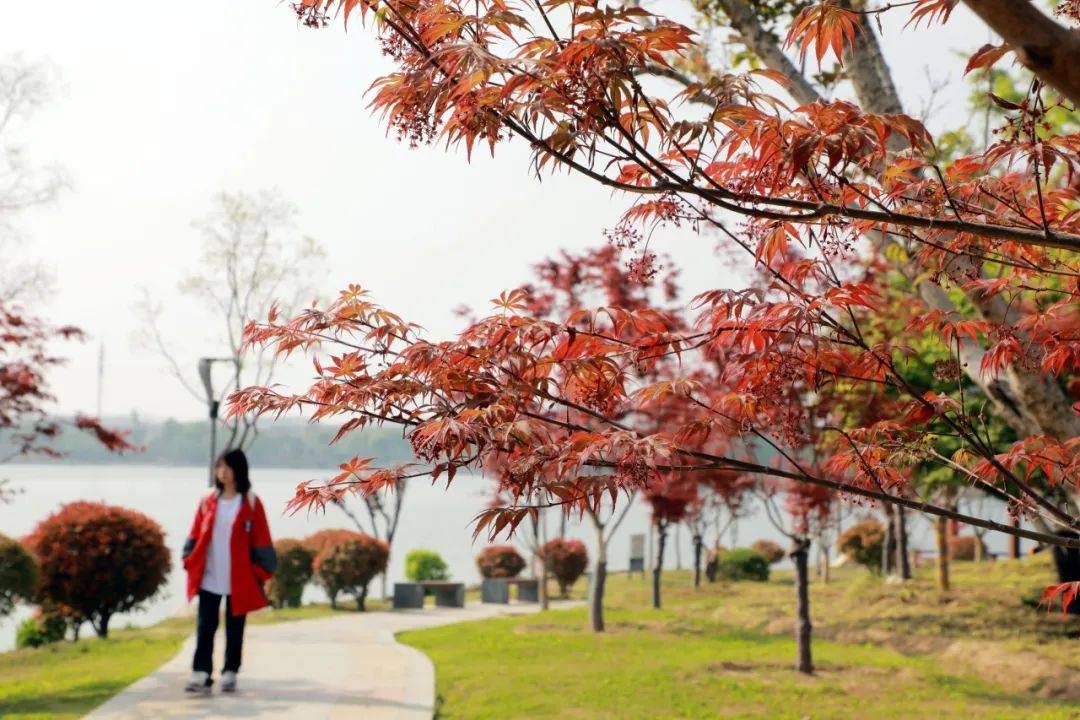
5, 416, 417, 469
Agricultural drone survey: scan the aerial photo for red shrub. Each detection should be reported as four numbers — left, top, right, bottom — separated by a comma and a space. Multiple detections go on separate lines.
311, 532, 389, 610
476, 545, 526, 579
836, 520, 885, 572
541, 538, 588, 597
751, 539, 786, 565
304, 528, 359, 556
24, 501, 170, 637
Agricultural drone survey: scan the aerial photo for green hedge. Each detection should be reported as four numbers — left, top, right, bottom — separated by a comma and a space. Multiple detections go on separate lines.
708, 548, 770, 582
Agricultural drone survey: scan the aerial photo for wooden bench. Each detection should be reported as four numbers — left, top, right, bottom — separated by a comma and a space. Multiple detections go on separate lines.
393, 581, 465, 609
480, 577, 539, 604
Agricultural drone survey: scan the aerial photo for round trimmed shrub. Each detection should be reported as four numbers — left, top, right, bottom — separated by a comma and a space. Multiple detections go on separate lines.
16, 604, 67, 648
405, 549, 449, 582
948, 535, 985, 562
541, 538, 588, 597
25, 501, 170, 637
708, 548, 770, 582
0, 533, 37, 617
312, 532, 389, 611
268, 539, 315, 609
476, 545, 526, 579
837, 520, 885, 573
750, 539, 785, 565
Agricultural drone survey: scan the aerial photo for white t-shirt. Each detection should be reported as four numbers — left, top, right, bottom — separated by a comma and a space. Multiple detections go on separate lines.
200, 495, 242, 596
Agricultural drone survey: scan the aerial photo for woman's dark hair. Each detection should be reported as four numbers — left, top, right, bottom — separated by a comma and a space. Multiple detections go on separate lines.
215, 448, 251, 494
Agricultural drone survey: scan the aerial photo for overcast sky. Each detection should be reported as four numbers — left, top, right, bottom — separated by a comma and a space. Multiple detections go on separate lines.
1, 0, 990, 422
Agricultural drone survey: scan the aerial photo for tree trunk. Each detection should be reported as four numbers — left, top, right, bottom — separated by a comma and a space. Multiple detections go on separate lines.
675, 523, 683, 570
1010, 517, 1021, 559
895, 506, 911, 580
589, 540, 608, 632
819, 540, 831, 585
93, 612, 111, 638
539, 552, 550, 610
329, 591, 338, 610
842, 0, 1080, 443
1049, 531, 1080, 615
792, 538, 813, 675
357, 585, 368, 612
881, 509, 895, 576
652, 521, 667, 610
935, 515, 951, 591
960, 0, 1080, 107
974, 534, 986, 563
720, 0, 1080, 446
715, 0, 822, 104
693, 533, 703, 588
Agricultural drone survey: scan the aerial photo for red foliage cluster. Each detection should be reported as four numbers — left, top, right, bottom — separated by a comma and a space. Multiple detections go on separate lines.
237, 0, 1080, 609
24, 501, 170, 637
541, 538, 588, 597
0, 305, 136, 482
475, 545, 526, 579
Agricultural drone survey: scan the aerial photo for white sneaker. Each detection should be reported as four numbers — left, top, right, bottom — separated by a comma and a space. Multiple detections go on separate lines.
184, 671, 212, 694
220, 671, 238, 693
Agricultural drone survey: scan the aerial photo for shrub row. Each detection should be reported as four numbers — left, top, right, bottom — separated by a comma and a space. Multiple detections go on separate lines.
270, 530, 390, 611
473, 541, 589, 596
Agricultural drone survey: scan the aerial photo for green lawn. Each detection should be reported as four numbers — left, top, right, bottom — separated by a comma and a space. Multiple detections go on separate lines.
0, 602, 362, 720
400, 556, 1080, 720
2, 556, 1076, 720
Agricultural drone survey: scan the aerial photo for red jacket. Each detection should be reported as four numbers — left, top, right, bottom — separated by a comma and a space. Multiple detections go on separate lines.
182, 491, 276, 616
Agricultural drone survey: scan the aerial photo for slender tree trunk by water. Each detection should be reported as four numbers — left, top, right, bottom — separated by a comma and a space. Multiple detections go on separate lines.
896, 506, 911, 580
881, 508, 895, 576
974, 534, 986, 562
819, 540, 831, 584
653, 521, 667, 610
792, 538, 813, 674
693, 533, 703, 588
539, 555, 550, 610
675, 523, 683, 570
1010, 516, 1021, 559
935, 515, 951, 591
589, 554, 607, 632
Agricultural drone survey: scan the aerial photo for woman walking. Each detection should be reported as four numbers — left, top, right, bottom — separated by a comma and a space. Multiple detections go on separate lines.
181, 448, 276, 694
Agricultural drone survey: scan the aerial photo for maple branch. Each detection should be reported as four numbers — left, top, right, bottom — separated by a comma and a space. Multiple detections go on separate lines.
961, 0, 1080, 107
585, 457, 1080, 549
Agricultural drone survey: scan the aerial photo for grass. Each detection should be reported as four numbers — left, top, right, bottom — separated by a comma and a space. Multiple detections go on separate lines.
3, 556, 1076, 719
399, 553, 1080, 719
0, 601, 376, 720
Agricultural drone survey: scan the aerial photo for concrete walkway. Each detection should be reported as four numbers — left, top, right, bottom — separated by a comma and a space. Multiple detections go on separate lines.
85, 601, 575, 719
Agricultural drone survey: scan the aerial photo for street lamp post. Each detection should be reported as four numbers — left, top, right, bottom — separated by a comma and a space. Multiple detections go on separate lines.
198, 357, 235, 488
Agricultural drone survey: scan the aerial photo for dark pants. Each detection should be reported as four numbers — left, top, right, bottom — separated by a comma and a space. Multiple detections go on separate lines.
193, 590, 246, 674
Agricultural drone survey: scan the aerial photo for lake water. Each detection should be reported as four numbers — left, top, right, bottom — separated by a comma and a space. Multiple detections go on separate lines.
0, 463, 1014, 650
